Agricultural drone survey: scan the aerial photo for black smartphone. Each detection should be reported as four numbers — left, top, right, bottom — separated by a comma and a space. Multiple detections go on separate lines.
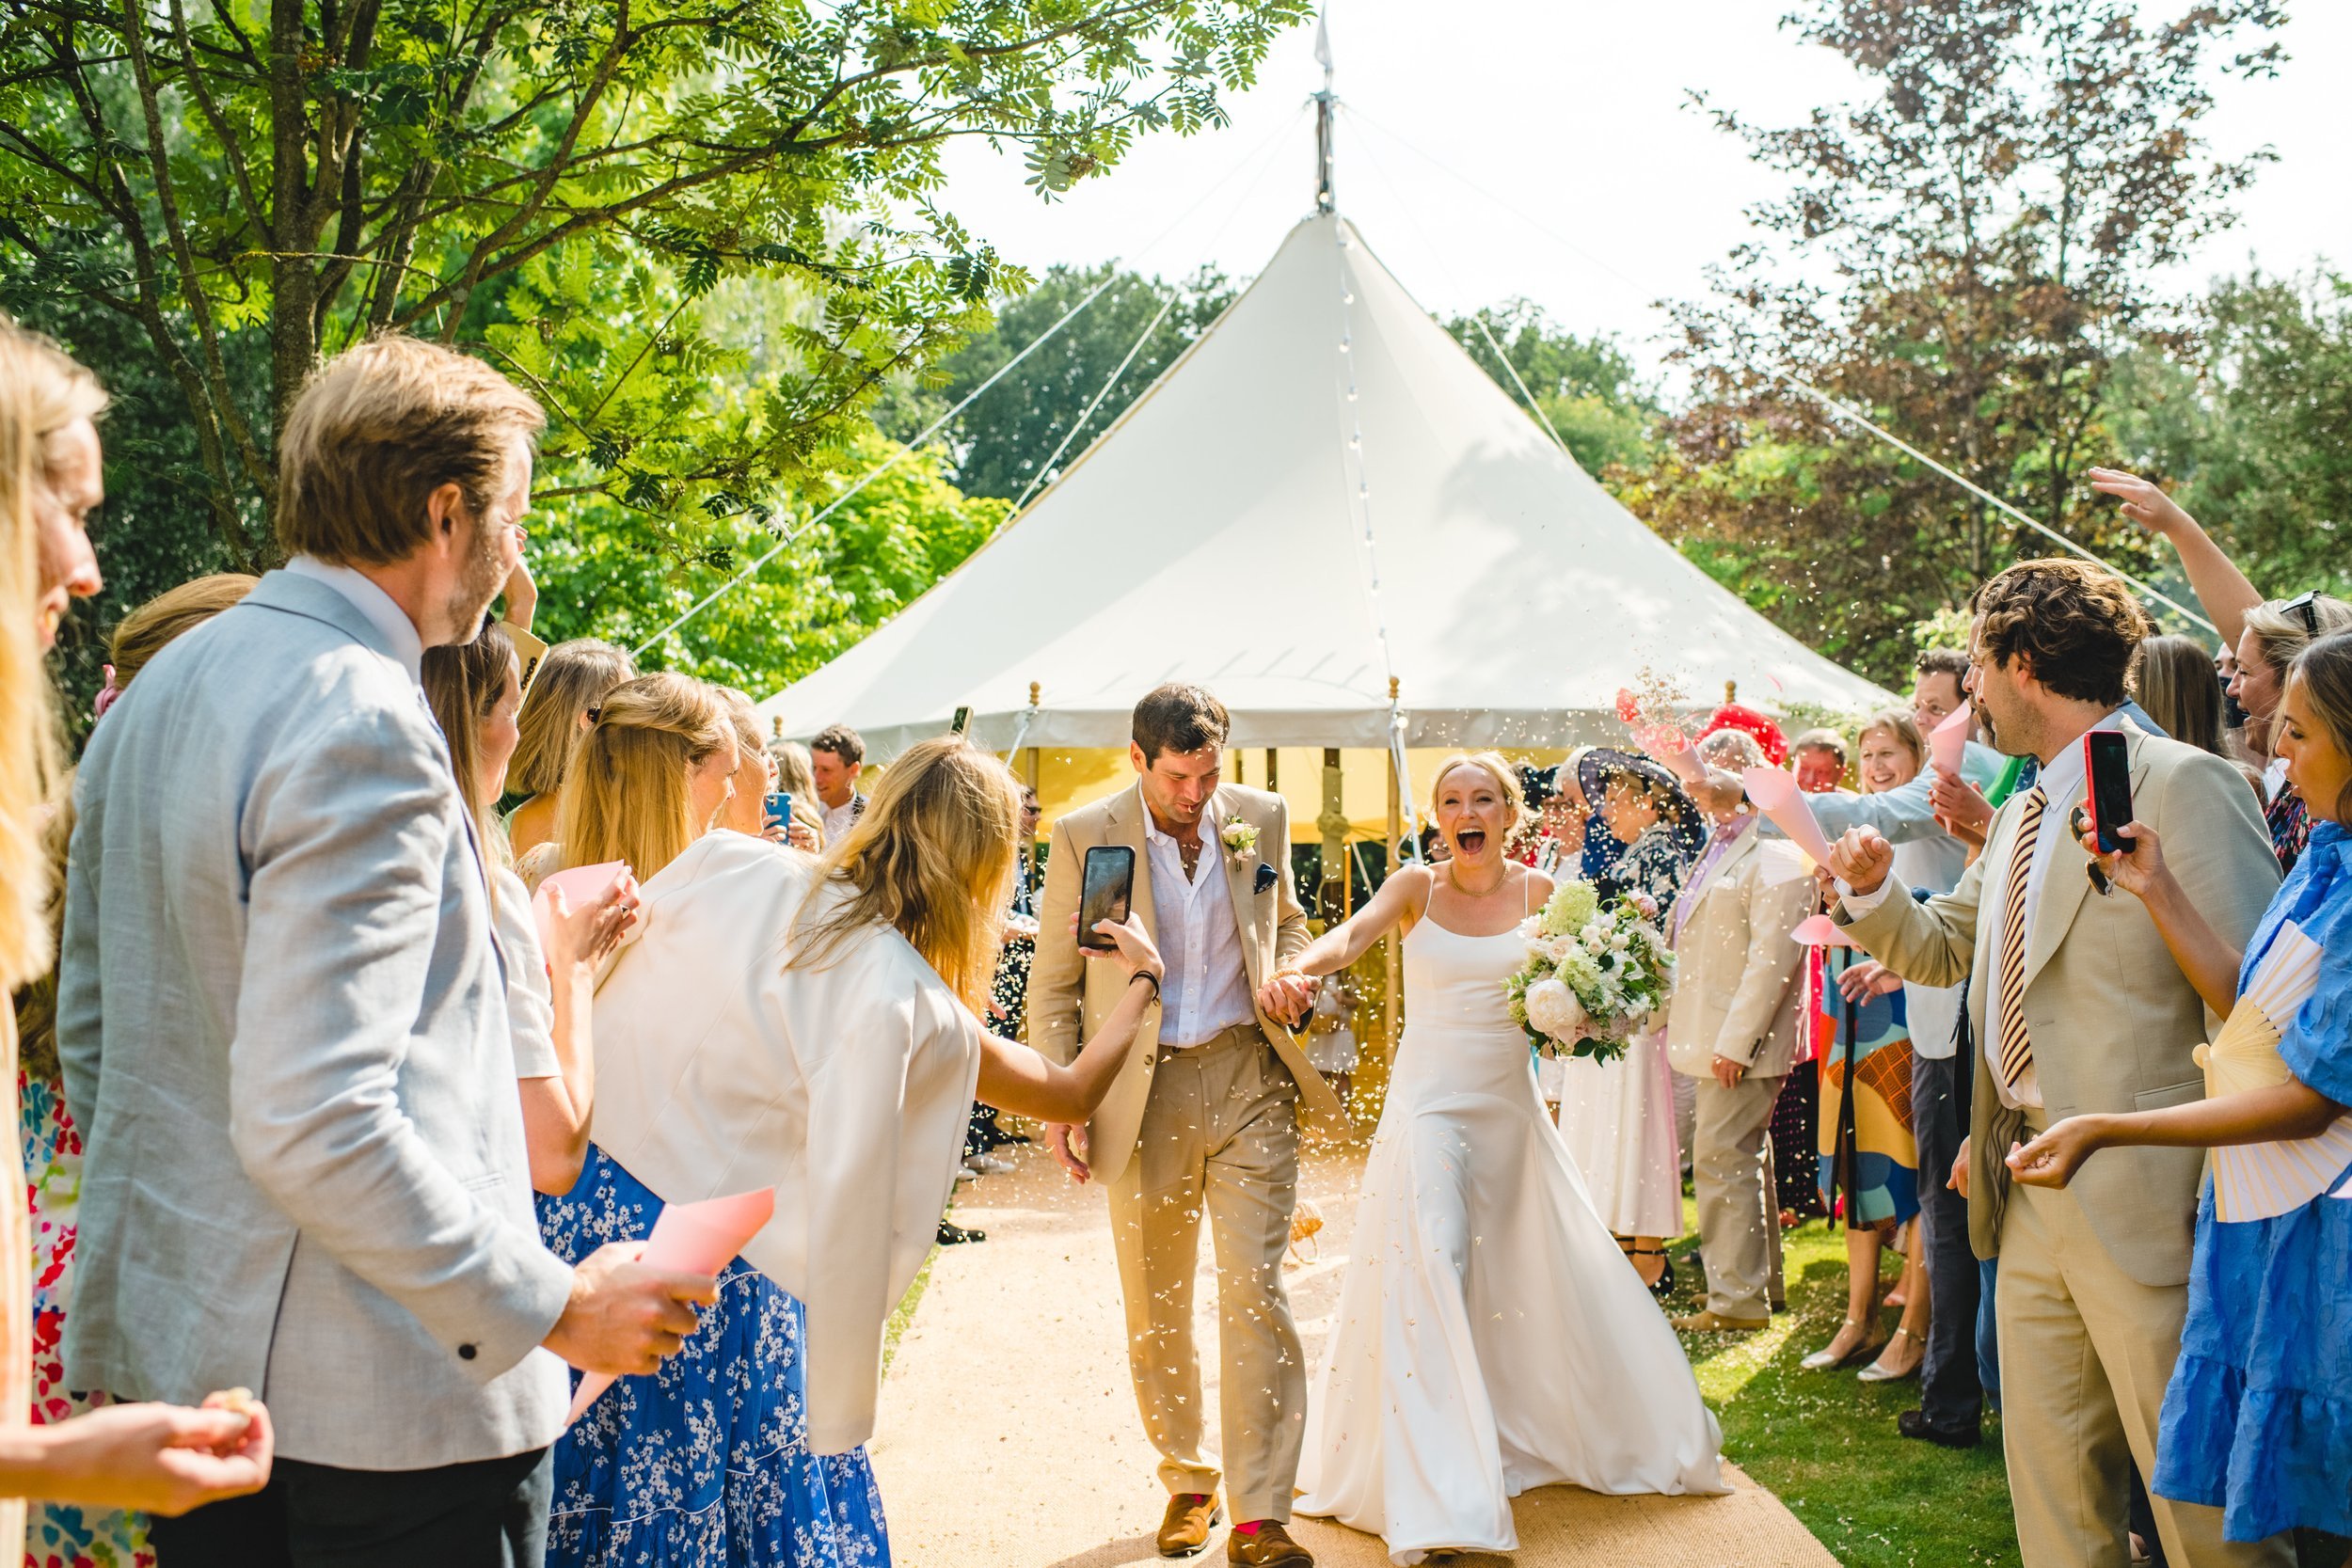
764, 791, 792, 830
1076, 844, 1136, 953
2083, 731, 2133, 855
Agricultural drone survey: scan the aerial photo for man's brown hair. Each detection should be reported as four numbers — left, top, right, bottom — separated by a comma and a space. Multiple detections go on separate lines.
1915, 646, 1971, 685
1969, 559, 2151, 708
1132, 683, 1230, 764
810, 722, 866, 768
276, 335, 543, 566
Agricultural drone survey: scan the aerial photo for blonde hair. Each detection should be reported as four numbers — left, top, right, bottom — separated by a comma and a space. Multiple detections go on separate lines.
787, 735, 1020, 1013
110, 574, 259, 690
1856, 707, 1925, 790
2244, 595, 2352, 679
552, 673, 735, 882
713, 687, 767, 768
0, 319, 105, 987
509, 638, 634, 799
276, 335, 544, 565
1428, 751, 1523, 819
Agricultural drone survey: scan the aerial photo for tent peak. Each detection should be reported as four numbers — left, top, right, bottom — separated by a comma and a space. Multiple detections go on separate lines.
1311, 10, 1337, 215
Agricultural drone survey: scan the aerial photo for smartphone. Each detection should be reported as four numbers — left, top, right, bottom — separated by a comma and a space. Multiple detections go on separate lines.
951, 705, 972, 735
764, 791, 792, 831
2083, 731, 2133, 855
1076, 844, 1136, 953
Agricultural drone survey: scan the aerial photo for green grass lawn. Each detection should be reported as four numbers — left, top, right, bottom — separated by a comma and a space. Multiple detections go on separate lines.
1662, 1199, 2022, 1568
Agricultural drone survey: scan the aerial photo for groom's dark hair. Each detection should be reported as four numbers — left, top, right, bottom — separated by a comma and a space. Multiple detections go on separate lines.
1133, 684, 1230, 764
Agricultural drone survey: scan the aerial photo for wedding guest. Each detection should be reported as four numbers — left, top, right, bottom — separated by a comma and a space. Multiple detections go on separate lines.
1527, 758, 1590, 1110
517, 673, 740, 892
1827, 558, 2288, 1568
2233, 594, 2352, 873
507, 637, 635, 859
1557, 751, 1700, 1292
714, 687, 817, 850
0, 324, 278, 1551
2008, 628, 2352, 1547
769, 737, 830, 849
421, 618, 638, 1196
562, 736, 1168, 1561
2135, 635, 2227, 759
1662, 728, 1813, 1333
1791, 729, 1849, 794
808, 722, 867, 844
12, 573, 257, 1564
59, 334, 714, 1561
1804, 711, 1932, 1382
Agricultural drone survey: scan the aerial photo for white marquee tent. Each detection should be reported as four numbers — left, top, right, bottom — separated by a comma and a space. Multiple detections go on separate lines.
755, 211, 1889, 756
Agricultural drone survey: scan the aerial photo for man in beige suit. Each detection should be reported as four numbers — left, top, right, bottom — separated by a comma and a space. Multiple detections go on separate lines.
1827, 560, 2288, 1568
1030, 684, 1346, 1567
1662, 731, 1817, 1332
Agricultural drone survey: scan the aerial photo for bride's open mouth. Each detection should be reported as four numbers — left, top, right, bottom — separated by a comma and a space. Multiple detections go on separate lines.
1453, 825, 1487, 856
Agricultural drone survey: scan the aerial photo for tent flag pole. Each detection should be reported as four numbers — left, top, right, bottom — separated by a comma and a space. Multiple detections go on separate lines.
999, 681, 1042, 763
1384, 676, 1404, 1059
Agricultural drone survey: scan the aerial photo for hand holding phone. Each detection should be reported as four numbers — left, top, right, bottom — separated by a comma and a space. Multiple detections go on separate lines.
764, 792, 792, 831
2081, 731, 2133, 855
1076, 845, 1136, 954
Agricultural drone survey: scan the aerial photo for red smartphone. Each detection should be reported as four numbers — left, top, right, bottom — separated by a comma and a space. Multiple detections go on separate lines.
2082, 731, 2133, 855
1077, 845, 1136, 953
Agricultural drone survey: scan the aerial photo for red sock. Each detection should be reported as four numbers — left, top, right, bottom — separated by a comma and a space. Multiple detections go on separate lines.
1233, 1521, 1262, 1536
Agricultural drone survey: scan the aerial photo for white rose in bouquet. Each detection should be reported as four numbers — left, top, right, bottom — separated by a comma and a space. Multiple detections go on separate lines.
1523, 977, 1588, 1043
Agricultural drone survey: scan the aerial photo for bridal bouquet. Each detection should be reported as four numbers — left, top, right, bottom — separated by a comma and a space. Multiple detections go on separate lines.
1504, 879, 1677, 1065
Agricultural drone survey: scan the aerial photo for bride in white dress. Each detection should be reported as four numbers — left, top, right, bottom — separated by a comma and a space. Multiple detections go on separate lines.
1288, 752, 1726, 1563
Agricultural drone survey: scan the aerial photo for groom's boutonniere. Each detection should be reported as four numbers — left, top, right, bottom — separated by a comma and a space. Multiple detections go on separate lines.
1220, 816, 1259, 866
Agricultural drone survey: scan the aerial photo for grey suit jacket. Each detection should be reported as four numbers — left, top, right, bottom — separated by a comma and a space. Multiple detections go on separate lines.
1835, 724, 2280, 1287
58, 570, 574, 1469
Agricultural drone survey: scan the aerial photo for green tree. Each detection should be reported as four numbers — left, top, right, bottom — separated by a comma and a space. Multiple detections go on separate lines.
2105, 269, 2352, 598
0, 0, 1310, 565
1444, 300, 1660, 483
529, 425, 1009, 693
1641, 0, 2284, 684
908, 262, 1235, 501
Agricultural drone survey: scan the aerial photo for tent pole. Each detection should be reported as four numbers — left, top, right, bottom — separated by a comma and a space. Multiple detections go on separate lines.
1385, 712, 1402, 1058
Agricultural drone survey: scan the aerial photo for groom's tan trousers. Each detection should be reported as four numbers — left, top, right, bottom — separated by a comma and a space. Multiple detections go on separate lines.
1105, 1024, 1305, 1526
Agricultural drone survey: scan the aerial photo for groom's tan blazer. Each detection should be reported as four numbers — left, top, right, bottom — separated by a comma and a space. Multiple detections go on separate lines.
1028, 780, 1344, 1187
1835, 724, 2279, 1285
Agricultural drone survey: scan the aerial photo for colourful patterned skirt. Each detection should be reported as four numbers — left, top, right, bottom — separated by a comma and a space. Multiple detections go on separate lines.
1814, 948, 1919, 1230
537, 1147, 890, 1567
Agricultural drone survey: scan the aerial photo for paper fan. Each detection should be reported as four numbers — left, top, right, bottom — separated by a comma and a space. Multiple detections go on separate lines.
2196, 924, 2352, 1223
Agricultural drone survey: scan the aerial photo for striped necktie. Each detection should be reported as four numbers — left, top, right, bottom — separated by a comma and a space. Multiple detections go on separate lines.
1994, 786, 2048, 1087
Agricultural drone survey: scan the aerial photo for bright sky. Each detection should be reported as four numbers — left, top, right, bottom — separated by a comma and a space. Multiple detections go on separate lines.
935, 0, 2352, 383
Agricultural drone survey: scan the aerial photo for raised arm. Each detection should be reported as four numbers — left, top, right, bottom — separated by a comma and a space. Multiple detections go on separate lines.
2088, 469, 2264, 650
1287, 863, 1432, 979
1828, 824, 1988, 990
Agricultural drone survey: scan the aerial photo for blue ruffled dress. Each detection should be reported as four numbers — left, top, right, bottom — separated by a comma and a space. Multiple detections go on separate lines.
2153, 819, 2352, 1542
537, 1146, 893, 1566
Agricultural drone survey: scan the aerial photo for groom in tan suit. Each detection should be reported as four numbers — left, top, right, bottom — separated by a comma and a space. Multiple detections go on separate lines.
1828, 561, 2287, 1568
1031, 684, 1346, 1567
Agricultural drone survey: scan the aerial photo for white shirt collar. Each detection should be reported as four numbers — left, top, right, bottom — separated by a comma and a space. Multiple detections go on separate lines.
284, 554, 425, 685
2031, 708, 2124, 801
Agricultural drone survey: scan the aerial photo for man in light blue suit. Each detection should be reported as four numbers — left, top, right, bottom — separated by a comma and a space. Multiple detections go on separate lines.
60, 338, 715, 1566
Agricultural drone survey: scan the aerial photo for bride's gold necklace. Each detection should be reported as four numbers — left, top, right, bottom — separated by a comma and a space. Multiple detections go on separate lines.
1447, 860, 1507, 899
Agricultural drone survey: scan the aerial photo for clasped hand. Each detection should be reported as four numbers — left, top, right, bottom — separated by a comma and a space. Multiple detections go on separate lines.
1826, 826, 1896, 897
1255, 969, 1317, 1026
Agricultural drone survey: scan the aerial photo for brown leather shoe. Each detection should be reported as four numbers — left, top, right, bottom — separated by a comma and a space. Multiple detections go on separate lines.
1228, 1521, 1313, 1566
1157, 1492, 1222, 1558
1669, 1308, 1770, 1333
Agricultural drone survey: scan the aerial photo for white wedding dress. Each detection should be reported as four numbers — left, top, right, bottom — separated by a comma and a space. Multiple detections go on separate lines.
1295, 909, 1726, 1563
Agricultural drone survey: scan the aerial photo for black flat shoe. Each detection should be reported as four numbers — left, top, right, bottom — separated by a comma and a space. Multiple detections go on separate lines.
1896, 1408, 1981, 1449
936, 1220, 987, 1244
1629, 1245, 1675, 1299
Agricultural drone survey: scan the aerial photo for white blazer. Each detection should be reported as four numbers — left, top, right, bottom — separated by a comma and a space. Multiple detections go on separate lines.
587, 832, 983, 1453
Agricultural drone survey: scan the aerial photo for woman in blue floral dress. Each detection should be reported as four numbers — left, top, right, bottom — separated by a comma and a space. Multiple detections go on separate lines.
2010, 630, 2352, 1544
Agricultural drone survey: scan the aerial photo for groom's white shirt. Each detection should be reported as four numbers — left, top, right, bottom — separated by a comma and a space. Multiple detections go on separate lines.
1141, 788, 1254, 1047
